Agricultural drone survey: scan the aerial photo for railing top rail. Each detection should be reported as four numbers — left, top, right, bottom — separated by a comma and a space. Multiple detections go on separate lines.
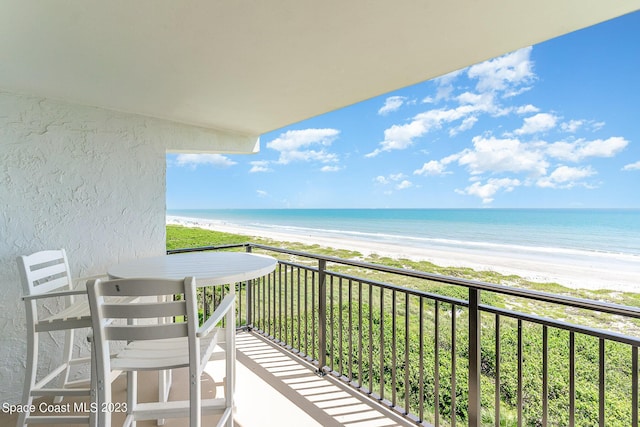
169, 243, 640, 320
167, 243, 246, 254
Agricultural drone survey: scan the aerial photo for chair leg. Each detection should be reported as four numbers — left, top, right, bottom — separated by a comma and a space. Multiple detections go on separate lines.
157, 369, 171, 426
89, 341, 97, 427
54, 328, 75, 403
225, 310, 235, 427
189, 366, 201, 427
126, 371, 137, 427
96, 373, 111, 427
17, 332, 38, 427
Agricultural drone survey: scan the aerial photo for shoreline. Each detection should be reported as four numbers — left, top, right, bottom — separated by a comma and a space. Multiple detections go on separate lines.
167, 216, 639, 293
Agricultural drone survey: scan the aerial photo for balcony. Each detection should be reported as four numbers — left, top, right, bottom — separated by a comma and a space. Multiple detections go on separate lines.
5, 243, 639, 426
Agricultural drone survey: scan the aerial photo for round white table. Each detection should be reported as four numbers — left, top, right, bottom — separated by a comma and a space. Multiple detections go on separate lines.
107, 251, 277, 406
108, 251, 277, 285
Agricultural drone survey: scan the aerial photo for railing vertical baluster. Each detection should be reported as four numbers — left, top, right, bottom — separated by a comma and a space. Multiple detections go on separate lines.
435, 300, 440, 427
245, 246, 252, 328
495, 314, 501, 427
468, 288, 481, 427
404, 292, 410, 415
264, 275, 268, 330
290, 266, 294, 348
263, 274, 267, 334
348, 279, 353, 382
268, 271, 272, 337
260, 275, 265, 330
392, 289, 397, 407
252, 277, 257, 329
284, 264, 288, 344
278, 264, 283, 342
358, 280, 363, 388
379, 286, 385, 401
368, 284, 373, 394
633, 345, 638, 427
312, 270, 317, 361
273, 266, 277, 339
451, 303, 456, 427
419, 297, 424, 422
304, 270, 309, 357
339, 277, 344, 375
517, 319, 523, 427
237, 281, 243, 326
569, 332, 575, 427
542, 326, 548, 427
317, 260, 327, 375
599, 338, 605, 427
330, 276, 335, 372
297, 268, 301, 351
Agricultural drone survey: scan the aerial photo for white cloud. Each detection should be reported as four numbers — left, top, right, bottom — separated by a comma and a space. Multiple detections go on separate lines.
622, 161, 640, 171
396, 180, 413, 190
374, 173, 412, 190
175, 154, 237, 168
514, 113, 558, 135
367, 103, 497, 157
467, 47, 535, 94
457, 135, 548, 177
546, 137, 628, 162
434, 70, 464, 100
267, 128, 340, 165
388, 173, 406, 181
268, 128, 339, 151
256, 190, 269, 198
378, 96, 406, 115
515, 104, 540, 115
367, 45, 629, 204
449, 116, 478, 136
456, 178, 521, 204
279, 150, 338, 164
414, 160, 450, 176
374, 176, 389, 185
249, 160, 272, 173
537, 165, 596, 189
320, 165, 342, 172
367, 49, 536, 157
561, 119, 584, 133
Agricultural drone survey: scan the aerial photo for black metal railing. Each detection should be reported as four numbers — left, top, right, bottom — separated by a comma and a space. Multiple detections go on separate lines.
168, 243, 640, 427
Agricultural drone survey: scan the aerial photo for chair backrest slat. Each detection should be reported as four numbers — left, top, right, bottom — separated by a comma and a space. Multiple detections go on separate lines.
88, 277, 198, 344
18, 249, 73, 296
105, 323, 189, 342
97, 278, 184, 297
101, 301, 186, 319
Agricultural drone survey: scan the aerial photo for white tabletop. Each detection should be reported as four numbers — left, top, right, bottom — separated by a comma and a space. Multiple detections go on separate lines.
108, 252, 277, 286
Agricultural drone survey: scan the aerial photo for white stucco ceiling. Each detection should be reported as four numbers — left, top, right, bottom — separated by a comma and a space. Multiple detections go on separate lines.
1, 1, 638, 138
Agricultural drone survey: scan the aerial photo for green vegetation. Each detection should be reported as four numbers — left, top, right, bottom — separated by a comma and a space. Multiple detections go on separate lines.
167, 225, 640, 426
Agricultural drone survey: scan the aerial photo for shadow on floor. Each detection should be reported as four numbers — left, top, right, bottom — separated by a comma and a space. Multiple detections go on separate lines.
2, 332, 415, 427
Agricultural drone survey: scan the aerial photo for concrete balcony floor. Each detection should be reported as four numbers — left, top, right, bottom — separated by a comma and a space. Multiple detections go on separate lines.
2, 332, 414, 427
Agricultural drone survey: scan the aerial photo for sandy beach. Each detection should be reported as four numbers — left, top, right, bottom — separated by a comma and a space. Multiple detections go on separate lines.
167, 216, 639, 293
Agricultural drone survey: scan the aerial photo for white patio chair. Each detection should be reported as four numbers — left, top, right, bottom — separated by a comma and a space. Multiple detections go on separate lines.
87, 276, 235, 427
17, 249, 102, 426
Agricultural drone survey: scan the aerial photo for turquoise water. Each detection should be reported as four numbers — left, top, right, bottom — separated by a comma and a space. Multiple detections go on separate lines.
166, 209, 640, 257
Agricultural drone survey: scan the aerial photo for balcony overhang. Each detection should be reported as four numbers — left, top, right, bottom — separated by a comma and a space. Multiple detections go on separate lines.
1, 1, 638, 145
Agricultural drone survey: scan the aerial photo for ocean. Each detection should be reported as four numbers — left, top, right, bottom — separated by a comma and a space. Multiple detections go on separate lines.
166, 208, 640, 258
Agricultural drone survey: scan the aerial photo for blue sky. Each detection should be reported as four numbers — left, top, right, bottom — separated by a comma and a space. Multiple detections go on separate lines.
167, 11, 640, 209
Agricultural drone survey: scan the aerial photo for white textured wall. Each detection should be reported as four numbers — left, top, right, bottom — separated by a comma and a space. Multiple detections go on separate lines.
0, 91, 256, 404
